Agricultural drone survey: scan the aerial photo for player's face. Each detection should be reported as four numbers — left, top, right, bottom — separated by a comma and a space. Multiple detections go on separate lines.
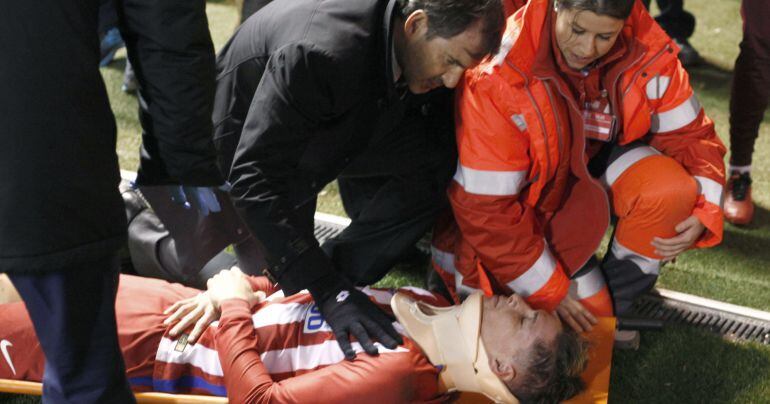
398, 11, 487, 94
554, 7, 624, 70
480, 295, 562, 378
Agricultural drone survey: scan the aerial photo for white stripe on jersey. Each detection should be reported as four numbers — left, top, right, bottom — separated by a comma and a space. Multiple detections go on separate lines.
156, 337, 223, 376
260, 340, 409, 374
251, 302, 313, 329
360, 286, 394, 305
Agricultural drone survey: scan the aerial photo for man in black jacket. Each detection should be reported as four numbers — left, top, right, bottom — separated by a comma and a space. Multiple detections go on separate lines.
216, 0, 504, 359
0, 0, 220, 402
124, 0, 504, 359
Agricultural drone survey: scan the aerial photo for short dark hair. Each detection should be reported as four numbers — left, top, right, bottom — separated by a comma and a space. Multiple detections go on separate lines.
555, 0, 636, 20
397, 0, 505, 56
508, 329, 589, 404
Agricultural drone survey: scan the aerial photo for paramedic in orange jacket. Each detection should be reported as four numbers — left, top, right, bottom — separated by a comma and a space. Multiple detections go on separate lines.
431, 0, 725, 330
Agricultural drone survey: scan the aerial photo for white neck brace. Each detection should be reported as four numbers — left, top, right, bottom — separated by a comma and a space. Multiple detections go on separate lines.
391, 292, 519, 403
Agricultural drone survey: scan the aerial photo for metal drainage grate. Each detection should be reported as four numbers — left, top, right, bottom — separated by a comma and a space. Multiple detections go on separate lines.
314, 214, 770, 345
313, 219, 346, 244
313, 215, 432, 252
628, 292, 770, 345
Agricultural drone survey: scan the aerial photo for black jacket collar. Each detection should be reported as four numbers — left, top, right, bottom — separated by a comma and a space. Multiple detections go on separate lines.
383, 0, 404, 101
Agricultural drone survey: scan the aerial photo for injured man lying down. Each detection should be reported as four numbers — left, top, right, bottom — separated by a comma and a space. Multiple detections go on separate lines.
0, 269, 588, 403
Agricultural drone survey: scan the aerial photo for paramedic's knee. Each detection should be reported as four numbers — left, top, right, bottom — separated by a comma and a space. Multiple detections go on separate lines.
610, 153, 698, 257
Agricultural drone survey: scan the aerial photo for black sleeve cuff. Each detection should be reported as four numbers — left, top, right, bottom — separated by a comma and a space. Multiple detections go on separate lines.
268, 244, 339, 295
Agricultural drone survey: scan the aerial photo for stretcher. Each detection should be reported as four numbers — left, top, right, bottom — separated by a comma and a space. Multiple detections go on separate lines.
0, 318, 615, 403
0, 379, 227, 403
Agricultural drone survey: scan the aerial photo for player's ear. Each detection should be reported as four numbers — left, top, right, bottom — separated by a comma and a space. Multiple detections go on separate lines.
489, 357, 516, 382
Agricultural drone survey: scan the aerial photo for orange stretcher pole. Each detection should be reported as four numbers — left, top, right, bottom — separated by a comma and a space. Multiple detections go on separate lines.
0, 379, 228, 404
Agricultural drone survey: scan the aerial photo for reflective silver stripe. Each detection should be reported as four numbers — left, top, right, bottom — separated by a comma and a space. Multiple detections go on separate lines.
506, 243, 557, 297
569, 265, 606, 299
453, 162, 528, 196
695, 176, 724, 207
646, 75, 671, 100
430, 246, 482, 298
601, 146, 660, 187
487, 33, 515, 70
431, 246, 457, 274
650, 94, 701, 133
611, 239, 661, 276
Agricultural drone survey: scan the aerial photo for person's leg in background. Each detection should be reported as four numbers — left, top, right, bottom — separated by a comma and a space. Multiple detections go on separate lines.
600, 144, 698, 316
7, 254, 135, 404
725, 0, 770, 226
642, 0, 700, 67
98, 0, 124, 67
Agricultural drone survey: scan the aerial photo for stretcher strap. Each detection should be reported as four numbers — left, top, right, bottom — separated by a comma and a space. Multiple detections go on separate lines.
0, 379, 228, 403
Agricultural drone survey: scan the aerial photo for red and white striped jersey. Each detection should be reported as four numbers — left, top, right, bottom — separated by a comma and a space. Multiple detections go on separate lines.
152, 278, 448, 403
0, 275, 448, 403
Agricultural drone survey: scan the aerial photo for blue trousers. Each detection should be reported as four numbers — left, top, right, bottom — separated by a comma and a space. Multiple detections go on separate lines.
8, 253, 135, 404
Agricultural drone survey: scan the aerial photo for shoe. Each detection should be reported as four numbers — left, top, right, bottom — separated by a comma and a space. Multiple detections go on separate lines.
99, 27, 125, 67
724, 172, 754, 225
120, 179, 148, 223
673, 38, 701, 68
614, 330, 640, 350
121, 59, 138, 94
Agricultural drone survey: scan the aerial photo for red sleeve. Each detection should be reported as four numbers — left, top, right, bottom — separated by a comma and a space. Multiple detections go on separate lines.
449, 73, 568, 311
213, 299, 441, 403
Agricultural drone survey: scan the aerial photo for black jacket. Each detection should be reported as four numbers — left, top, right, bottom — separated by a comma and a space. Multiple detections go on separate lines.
214, 0, 418, 293
0, 0, 219, 274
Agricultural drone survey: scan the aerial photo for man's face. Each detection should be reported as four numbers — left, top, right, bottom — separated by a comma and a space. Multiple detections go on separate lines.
480, 295, 562, 380
554, 8, 624, 70
399, 11, 488, 94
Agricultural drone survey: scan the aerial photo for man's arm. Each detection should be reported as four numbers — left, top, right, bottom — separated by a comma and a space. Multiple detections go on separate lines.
228, 42, 350, 294
227, 43, 402, 358
213, 300, 439, 403
120, 0, 223, 186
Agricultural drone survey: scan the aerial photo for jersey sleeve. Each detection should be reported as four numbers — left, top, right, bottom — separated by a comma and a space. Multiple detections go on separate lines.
213, 299, 441, 403
245, 275, 280, 297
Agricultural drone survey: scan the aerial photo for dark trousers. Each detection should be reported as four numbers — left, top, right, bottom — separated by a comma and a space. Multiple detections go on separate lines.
8, 254, 135, 404
729, 0, 770, 166
642, 0, 695, 40
98, 0, 118, 35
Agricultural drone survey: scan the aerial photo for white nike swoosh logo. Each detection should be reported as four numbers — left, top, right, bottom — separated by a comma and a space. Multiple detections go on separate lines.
1, 340, 16, 375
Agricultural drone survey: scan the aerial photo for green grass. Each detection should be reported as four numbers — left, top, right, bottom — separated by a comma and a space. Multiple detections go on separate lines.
611, 327, 770, 403
3, 1, 770, 403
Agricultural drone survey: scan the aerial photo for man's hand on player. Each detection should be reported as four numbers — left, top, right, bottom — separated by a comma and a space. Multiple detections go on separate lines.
316, 287, 403, 361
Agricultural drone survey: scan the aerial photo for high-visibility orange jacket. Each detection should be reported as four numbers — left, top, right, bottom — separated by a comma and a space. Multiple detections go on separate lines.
438, 0, 725, 311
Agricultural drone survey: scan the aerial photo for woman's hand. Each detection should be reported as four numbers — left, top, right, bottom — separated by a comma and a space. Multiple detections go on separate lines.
556, 295, 598, 333
651, 215, 706, 261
